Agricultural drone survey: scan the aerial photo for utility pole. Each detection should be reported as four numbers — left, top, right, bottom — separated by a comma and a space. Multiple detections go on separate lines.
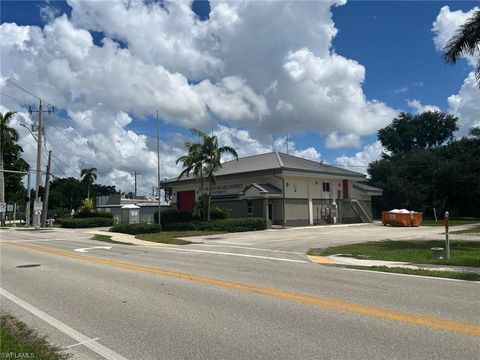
29, 100, 53, 228
131, 171, 140, 198
25, 171, 31, 227
156, 111, 162, 228
41, 150, 52, 227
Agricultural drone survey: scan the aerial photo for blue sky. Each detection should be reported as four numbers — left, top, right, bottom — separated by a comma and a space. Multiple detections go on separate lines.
1, 1, 478, 191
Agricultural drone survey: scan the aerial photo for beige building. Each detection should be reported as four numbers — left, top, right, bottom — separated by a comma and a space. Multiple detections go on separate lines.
162, 152, 382, 227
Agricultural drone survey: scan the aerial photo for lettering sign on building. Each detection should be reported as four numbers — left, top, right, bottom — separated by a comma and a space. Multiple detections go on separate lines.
201, 184, 243, 195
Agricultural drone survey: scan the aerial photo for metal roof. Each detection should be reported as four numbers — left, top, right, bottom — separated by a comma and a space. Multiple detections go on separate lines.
164, 152, 365, 184
353, 182, 383, 194
247, 183, 283, 194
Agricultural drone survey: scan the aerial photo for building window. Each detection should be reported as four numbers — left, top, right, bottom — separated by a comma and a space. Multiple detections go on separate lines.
322, 182, 330, 192
247, 201, 253, 215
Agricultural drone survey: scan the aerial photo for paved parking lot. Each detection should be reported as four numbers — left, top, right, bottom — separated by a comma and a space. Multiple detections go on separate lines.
181, 222, 476, 252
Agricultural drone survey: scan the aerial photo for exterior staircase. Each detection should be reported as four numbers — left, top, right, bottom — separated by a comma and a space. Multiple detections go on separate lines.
350, 199, 373, 223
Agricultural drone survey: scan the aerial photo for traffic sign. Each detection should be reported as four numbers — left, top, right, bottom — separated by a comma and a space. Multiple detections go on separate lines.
7, 204, 14, 212
34, 201, 43, 211
0, 202, 5, 213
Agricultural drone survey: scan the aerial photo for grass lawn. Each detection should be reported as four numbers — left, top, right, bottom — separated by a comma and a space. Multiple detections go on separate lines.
343, 266, 480, 281
421, 218, 480, 226
309, 240, 480, 267
136, 231, 222, 245
91, 234, 133, 245
0, 314, 70, 359
451, 225, 480, 234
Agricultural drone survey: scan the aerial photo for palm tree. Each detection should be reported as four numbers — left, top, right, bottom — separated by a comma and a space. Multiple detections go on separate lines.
197, 130, 238, 221
470, 126, 480, 138
80, 167, 97, 199
0, 111, 18, 209
176, 128, 238, 221
443, 9, 480, 86
176, 141, 207, 218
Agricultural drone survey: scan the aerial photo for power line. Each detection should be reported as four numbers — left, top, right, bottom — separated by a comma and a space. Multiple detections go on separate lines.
0, 74, 42, 102
0, 74, 55, 108
0, 92, 29, 106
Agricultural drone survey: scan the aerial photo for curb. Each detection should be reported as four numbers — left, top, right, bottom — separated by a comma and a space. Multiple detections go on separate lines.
306, 255, 336, 265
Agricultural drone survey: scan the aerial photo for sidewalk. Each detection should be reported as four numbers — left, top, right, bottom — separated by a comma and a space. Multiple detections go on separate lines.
85, 229, 175, 247
308, 254, 480, 274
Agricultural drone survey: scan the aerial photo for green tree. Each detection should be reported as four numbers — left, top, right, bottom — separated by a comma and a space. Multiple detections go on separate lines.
0, 111, 18, 205
80, 167, 97, 199
49, 177, 117, 212
176, 129, 238, 221
378, 111, 458, 155
470, 126, 480, 138
370, 113, 480, 217
176, 140, 206, 217
0, 111, 29, 225
443, 9, 480, 86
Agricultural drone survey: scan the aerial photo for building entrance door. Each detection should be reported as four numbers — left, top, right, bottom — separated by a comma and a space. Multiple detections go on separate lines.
177, 191, 195, 211
268, 203, 273, 221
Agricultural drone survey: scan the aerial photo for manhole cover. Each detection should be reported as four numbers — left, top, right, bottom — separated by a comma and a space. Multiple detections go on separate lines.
16, 264, 41, 268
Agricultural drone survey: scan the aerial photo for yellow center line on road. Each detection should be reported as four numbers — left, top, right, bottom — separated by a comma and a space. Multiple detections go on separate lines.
3, 240, 480, 336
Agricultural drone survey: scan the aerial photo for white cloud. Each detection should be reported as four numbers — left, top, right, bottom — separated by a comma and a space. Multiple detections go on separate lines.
406, 99, 441, 114
432, 6, 479, 67
432, 6, 480, 135
335, 141, 385, 174
447, 72, 480, 133
325, 132, 361, 149
68, 0, 395, 136
1, 0, 400, 190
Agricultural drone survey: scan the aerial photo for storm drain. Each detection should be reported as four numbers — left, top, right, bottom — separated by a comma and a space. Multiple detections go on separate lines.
16, 264, 41, 269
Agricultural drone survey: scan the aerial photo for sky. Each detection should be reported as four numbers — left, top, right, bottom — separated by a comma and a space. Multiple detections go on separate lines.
1, 0, 479, 197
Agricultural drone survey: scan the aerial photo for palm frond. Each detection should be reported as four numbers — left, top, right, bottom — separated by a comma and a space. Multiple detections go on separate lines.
443, 9, 480, 64
219, 146, 239, 160
190, 128, 209, 140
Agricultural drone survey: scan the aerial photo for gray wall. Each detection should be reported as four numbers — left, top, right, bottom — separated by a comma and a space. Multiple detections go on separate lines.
98, 205, 171, 223
285, 199, 309, 226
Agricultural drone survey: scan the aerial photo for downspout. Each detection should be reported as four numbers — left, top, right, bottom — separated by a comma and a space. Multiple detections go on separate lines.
273, 170, 286, 228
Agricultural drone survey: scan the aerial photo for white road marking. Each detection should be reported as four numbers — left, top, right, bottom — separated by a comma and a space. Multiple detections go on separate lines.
341, 267, 480, 283
74, 246, 112, 253
2, 239, 84, 243
65, 337, 101, 348
195, 244, 305, 255
213, 241, 254, 245
0, 287, 129, 360
166, 248, 308, 263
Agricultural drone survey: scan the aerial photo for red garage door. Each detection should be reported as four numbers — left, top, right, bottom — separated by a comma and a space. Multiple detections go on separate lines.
177, 191, 195, 211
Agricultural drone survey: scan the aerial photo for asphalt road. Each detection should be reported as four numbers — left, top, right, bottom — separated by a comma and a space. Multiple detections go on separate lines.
1, 227, 479, 359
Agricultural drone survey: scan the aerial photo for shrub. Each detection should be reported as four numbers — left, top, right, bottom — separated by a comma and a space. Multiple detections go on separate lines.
163, 218, 266, 232
73, 210, 114, 219
61, 217, 114, 228
48, 207, 71, 220
110, 223, 162, 235
209, 207, 229, 220
162, 222, 197, 231
154, 207, 229, 224
154, 209, 193, 225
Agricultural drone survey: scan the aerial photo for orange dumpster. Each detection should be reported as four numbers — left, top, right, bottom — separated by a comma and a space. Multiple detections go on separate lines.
410, 212, 423, 227
382, 210, 423, 227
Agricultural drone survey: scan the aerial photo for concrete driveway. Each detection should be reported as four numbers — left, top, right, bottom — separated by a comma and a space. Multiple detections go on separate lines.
181, 222, 479, 252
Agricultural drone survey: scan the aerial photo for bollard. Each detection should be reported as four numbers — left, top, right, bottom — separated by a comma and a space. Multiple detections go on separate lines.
445, 211, 450, 260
